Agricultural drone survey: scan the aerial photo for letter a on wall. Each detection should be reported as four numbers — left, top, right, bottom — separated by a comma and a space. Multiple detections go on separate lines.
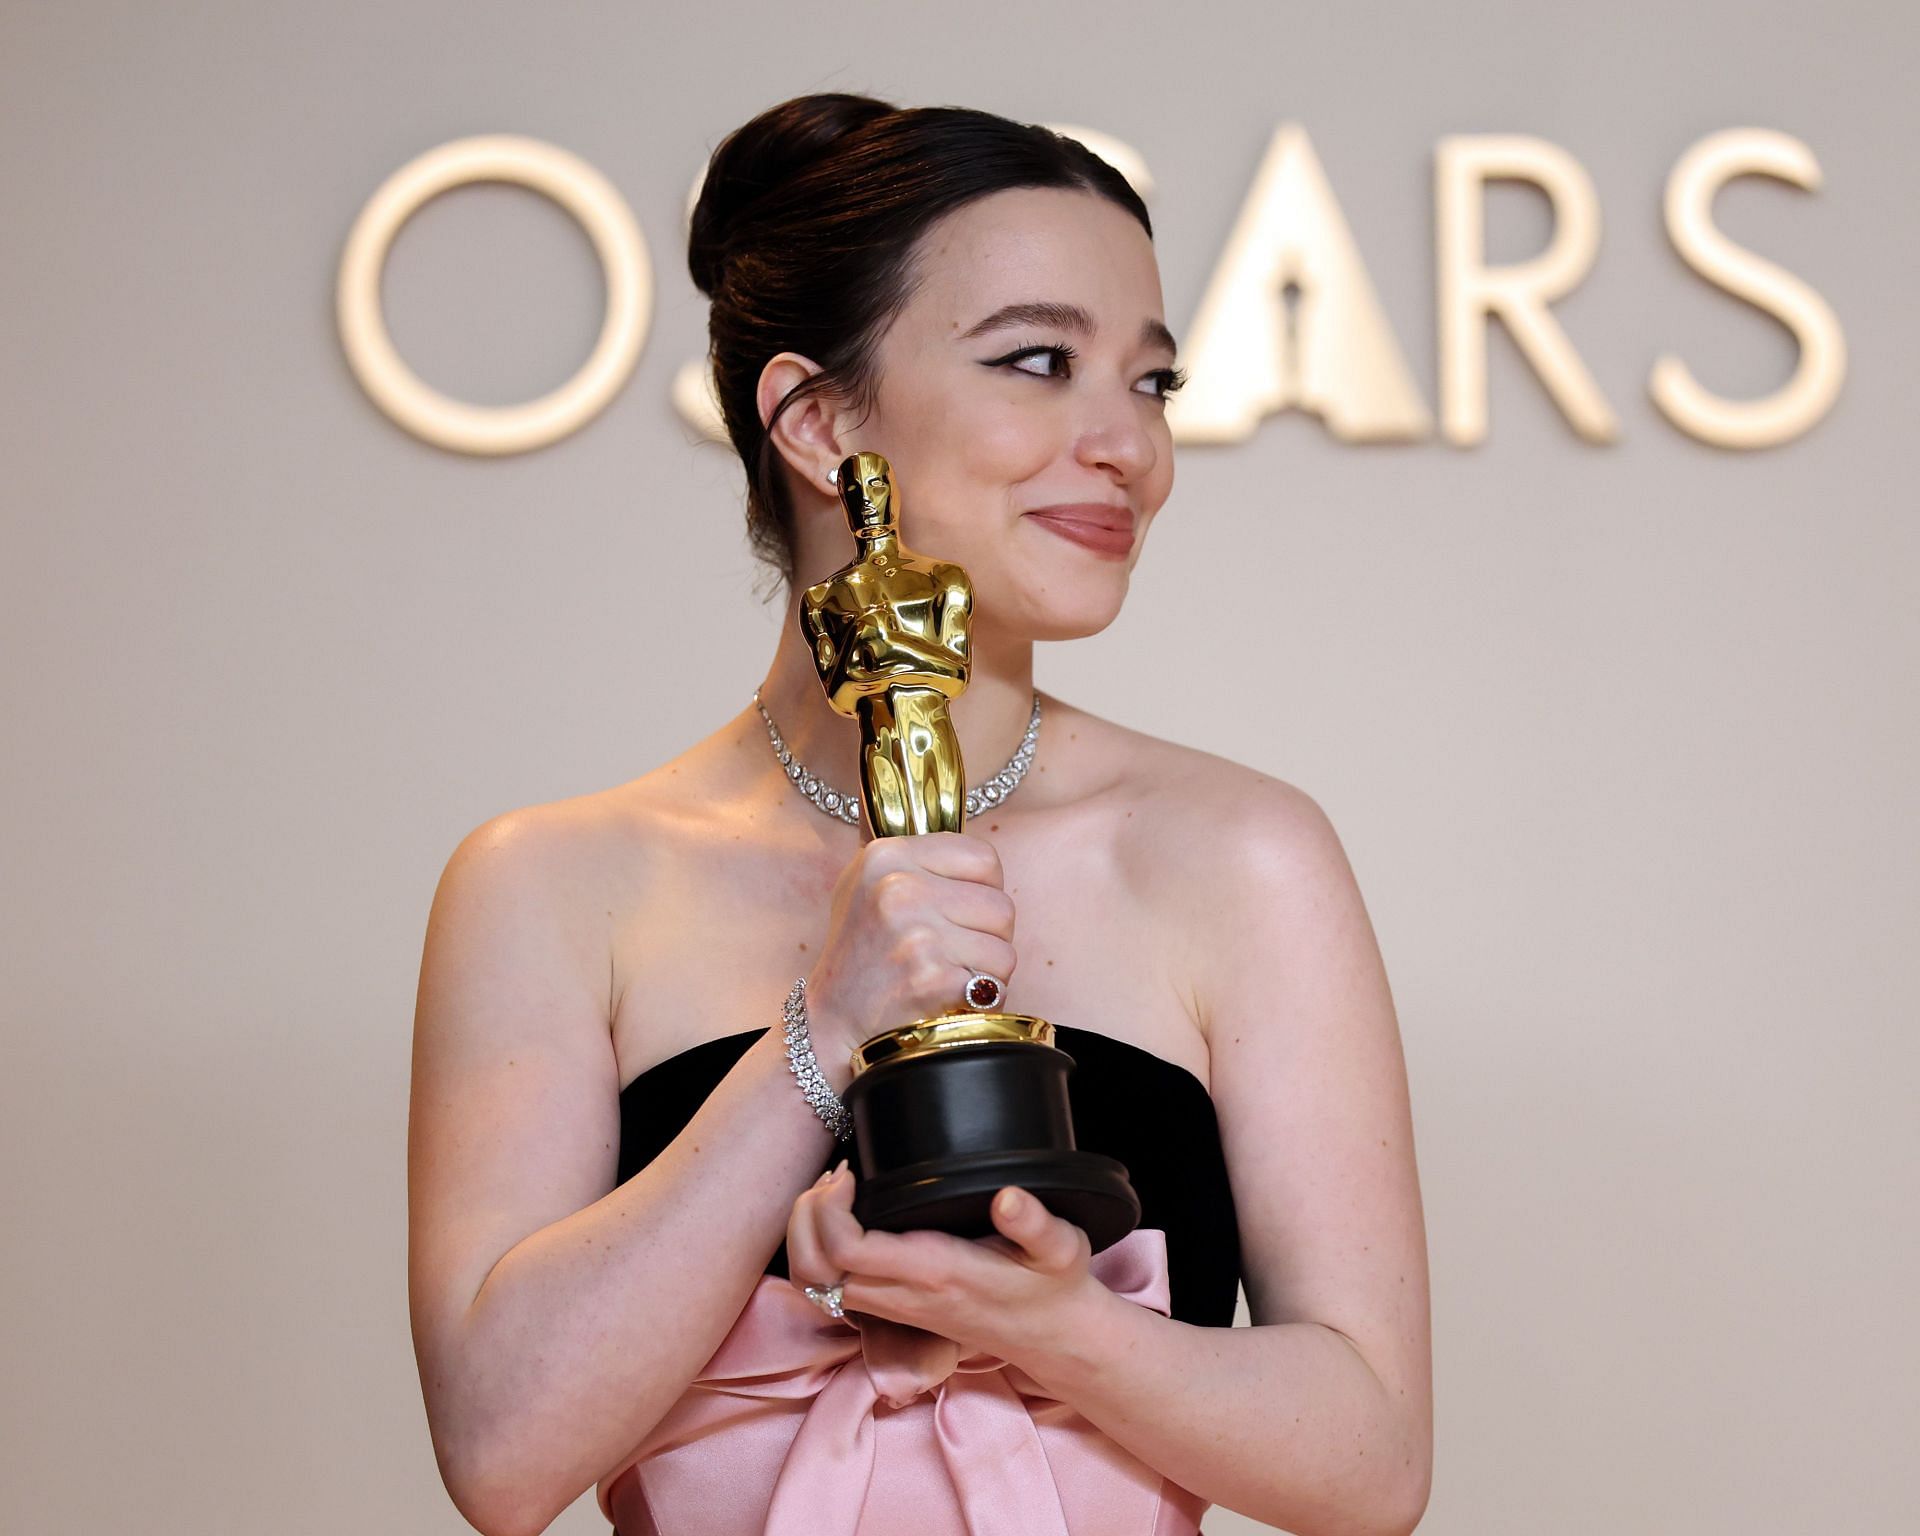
1166, 123, 1431, 445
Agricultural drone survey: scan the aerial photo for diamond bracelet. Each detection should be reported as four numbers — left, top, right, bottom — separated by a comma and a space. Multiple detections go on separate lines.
783, 977, 854, 1143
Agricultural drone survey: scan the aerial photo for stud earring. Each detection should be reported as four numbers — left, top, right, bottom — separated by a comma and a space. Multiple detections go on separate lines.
825, 465, 839, 485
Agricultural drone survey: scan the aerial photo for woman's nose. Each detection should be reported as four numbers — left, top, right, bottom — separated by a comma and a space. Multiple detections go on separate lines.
1073, 407, 1157, 483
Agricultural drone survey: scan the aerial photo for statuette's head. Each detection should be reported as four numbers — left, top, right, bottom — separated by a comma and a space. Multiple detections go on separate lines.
835, 450, 897, 538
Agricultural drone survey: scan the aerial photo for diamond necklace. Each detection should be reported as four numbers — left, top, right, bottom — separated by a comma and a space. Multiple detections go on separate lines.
752, 688, 1042, 826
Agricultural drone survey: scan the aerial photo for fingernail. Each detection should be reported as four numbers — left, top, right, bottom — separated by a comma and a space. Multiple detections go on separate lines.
814, 1167, 834, 1186
995, 1187, 1020, 1216
833, 1157, 849, 1180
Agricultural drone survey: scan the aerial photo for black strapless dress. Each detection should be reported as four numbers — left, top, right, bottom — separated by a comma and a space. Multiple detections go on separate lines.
615, 1023, 1242, 1327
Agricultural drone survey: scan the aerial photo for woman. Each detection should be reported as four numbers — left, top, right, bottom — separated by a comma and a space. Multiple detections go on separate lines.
408, 93, 1432, 1536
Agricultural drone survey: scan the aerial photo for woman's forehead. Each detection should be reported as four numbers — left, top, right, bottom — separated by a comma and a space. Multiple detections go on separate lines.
902, 202, 1162, 344
918, 188, 1142, 281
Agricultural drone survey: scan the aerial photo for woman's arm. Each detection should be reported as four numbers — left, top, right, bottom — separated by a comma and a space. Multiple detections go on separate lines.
408, 807, 842, 1536
1018, 779, 1433, 1536
1012, 1268, 1426, 1536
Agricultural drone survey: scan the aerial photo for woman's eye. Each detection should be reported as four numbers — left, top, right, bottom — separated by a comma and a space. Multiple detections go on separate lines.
1004, 345, 1073, 378
1140, 367, 1189, 400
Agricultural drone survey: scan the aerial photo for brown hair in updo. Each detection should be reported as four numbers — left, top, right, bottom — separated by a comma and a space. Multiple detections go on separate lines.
687, 93, 1152, 593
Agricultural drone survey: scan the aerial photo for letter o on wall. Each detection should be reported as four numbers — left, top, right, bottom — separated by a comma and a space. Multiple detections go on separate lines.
336, 134, 651, 455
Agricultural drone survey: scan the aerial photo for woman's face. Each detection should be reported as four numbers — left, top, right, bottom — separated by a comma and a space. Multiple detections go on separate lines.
838, 185, 1181, 642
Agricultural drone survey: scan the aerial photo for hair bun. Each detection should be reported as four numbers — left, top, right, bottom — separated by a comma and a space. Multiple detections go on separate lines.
688, 92, 896, 297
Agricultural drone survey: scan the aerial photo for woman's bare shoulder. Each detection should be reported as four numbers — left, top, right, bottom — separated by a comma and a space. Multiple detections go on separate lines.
433, 729, 741, 918
1043, 692, 1323, 832
1043, 696, 1350, 948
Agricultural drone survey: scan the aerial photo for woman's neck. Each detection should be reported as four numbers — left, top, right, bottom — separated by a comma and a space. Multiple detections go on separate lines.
752, 600, 1038, 806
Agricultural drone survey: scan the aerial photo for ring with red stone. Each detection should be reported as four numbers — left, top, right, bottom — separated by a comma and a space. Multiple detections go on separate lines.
961, 972, 1005, 1012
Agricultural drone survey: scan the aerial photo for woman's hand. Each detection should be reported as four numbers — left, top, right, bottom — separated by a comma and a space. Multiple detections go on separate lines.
785, 1160, 1101, 1366
803, 832, 1018, 1082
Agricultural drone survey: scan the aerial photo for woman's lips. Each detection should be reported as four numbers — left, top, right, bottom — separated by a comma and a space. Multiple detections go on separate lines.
1026, 508, 1136, 557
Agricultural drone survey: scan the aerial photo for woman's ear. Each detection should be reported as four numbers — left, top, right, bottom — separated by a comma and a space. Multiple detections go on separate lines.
758, 351, 846, 494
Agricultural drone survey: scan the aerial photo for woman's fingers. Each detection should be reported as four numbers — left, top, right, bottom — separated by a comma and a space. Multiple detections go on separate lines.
784, 1162, 844, 1290
924, 869, 1018, 941
939, 923, 1019, 993
792, 1165, 1081, 1327
812, 1163, 870, 1274
988, 1185, 1092, 1274
789, 1163, 944, 1292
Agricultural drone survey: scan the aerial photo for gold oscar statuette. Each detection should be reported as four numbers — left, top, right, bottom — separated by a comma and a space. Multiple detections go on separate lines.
800, 450, 1141, 1253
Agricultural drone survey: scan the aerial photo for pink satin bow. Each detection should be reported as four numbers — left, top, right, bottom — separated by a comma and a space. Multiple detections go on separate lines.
598, 1224, 1205, 1536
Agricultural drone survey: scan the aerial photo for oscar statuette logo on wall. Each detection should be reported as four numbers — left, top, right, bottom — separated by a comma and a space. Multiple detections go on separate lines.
336, 124, 1844, 457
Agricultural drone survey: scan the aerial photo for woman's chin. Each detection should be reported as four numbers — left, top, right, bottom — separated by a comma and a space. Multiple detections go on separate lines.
990, 581, 1129, 643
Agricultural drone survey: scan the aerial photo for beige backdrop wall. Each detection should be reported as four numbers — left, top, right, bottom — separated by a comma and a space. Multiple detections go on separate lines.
3, 1, 1913, 1532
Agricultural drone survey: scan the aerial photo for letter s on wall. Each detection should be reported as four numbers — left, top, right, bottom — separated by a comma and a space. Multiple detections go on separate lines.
1651, 128, 1846, 449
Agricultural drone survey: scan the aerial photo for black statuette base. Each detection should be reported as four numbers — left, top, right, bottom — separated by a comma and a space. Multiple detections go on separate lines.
841, 1038, 1143, 1255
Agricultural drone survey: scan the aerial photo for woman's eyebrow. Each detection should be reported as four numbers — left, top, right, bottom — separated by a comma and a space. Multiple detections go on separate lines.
958, 300, 1179, 358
